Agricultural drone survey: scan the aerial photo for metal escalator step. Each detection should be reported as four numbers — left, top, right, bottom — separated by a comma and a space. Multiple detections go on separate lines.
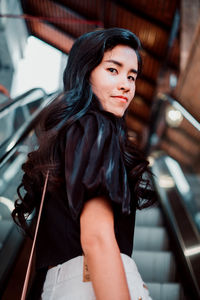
134, 226, 170, 251
132, 251, 177, 283
135, 207, 164, 227
146, 282, 186, 300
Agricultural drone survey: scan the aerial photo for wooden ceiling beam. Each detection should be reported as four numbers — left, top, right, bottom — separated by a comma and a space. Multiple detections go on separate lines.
56, 0, 174, 30
29, 20, 75, 54
55, 0, 103, 21
104, 1, 169, 58
45, 0, 169, 60
22, 0, 166, 62
114, 0, 175, 31
22, 0, 97, 39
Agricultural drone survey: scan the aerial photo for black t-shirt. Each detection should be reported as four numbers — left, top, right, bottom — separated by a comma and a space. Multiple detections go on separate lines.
36, 107, 136, 271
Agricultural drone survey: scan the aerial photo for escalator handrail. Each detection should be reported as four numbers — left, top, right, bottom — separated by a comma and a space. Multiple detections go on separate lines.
0, 91, 59, 168
159, 93, 200, 131
151, 152, 200, 298
0, 88, 52, 119
0, 90, 58, 294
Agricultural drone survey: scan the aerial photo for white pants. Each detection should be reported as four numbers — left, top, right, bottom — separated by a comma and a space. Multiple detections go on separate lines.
41, 253, 152, 300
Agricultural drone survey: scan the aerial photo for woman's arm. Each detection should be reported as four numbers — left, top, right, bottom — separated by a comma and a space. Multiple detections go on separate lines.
80, 196, 131, 300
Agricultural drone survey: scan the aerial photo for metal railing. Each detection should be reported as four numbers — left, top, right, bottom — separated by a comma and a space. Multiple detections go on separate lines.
0, 88, 49, 117
0, 89, 58, 166
158, 93, 200, 132
150, 152, 200, 299
0, 88, 58, 295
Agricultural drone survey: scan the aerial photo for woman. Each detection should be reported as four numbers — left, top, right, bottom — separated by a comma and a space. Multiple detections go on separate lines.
12, 28, 155, 300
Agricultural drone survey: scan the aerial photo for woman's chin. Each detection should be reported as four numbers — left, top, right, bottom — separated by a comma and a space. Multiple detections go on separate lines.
108, 108, 125, 117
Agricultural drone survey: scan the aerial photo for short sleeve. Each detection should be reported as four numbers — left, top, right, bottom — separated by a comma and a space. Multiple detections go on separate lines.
65, 112, 131, 220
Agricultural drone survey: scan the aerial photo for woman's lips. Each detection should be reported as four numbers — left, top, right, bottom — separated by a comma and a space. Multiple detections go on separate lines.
112, 96, 128, 103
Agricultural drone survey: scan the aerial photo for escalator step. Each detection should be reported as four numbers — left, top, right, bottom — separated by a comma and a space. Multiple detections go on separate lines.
132, 251, 177, 283
134, 226, 170, 251
135, 207, 164, 227
147, 282, 186, 300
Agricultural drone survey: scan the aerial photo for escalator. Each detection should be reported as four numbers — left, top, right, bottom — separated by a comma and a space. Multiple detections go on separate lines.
0, 89, 57, 298
134, 206, 186, 299
132, 95, 200, 300
0, 91, 199, 300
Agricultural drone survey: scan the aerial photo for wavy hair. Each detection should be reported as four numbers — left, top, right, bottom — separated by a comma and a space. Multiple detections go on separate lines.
12, 28, 155, 233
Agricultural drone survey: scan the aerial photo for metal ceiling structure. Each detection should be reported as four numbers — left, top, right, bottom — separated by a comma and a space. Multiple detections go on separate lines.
20, 0, 180, 146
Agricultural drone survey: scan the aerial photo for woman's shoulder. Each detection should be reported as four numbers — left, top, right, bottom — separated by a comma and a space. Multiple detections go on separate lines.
65, 108, 124, 154
67, 110, 116, 139
80, 109, 116, 126
64, 106, 126, 151
78, 106, 124, 132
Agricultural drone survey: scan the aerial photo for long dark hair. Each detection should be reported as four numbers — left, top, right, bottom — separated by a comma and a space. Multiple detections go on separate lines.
12, 28, 155, 233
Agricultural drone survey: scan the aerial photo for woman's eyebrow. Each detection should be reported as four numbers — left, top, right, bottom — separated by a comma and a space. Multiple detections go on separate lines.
104, 59, 138, 74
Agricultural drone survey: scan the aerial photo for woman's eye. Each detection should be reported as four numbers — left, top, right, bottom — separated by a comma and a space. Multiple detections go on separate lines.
128, 76, 135, 81
108, 68, 117, 74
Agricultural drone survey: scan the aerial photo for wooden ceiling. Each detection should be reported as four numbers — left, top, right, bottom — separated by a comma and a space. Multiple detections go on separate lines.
20, 0, 180, 146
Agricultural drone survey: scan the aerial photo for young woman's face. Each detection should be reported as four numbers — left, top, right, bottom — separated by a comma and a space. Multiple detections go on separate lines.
90, 44, 138, 117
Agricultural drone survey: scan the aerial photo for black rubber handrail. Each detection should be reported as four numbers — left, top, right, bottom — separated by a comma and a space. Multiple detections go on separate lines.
0, 88, 53, 119
0, 91, 58, 168
158, 93, 200, 132
151, 152, 200, 299
0, 90, 59, 296
147, 94, 200, 298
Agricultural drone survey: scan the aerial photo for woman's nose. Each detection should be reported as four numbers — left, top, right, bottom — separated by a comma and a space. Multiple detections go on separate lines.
118, 76, 130, 91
